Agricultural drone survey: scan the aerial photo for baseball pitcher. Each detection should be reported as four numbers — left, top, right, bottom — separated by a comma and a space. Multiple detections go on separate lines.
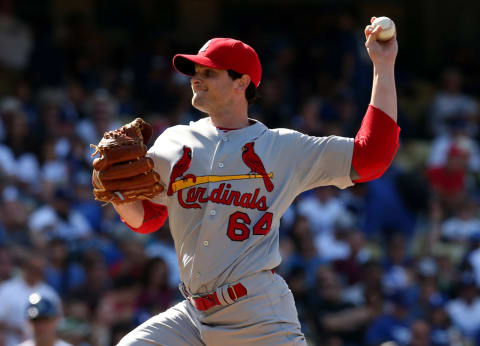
91, 17, 400, 346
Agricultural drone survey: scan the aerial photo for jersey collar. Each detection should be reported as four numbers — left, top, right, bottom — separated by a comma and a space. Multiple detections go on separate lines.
212, 117, 267, 142
192, 117, 267, 142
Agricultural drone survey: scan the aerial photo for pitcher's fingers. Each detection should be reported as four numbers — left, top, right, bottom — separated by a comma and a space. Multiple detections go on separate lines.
365, 25, 380, 43
365, 25, 374, 40
367, 25, 383, 43
370, 16, 377, 24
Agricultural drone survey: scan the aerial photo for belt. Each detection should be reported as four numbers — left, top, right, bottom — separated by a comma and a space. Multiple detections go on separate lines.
183, 282, 247, 311
181, 269, 275, 311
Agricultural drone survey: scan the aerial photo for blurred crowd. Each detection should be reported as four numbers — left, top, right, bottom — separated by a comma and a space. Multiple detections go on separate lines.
2, 1, 480, 346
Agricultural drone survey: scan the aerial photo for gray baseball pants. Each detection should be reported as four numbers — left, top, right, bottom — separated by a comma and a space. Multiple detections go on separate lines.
117, 271, 306, 345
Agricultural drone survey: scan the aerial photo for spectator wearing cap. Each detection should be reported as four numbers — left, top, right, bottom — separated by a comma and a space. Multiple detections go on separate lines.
428, 119, 480, 174
0, 254, 60, 346
17, 292, 72, 346
427, 142, 470, 207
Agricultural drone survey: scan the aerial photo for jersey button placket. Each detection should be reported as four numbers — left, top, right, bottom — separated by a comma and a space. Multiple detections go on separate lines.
193, 138, 223, 284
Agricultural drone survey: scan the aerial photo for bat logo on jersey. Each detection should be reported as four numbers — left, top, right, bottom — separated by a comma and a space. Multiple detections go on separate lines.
169, 143, 274, 211
167, 146, 197, 196
241, 142, 274, 192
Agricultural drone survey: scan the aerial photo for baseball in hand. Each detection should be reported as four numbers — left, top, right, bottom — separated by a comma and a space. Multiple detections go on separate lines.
372, 16, 396, 41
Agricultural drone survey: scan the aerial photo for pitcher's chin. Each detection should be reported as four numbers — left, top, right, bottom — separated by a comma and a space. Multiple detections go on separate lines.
191, 96, 208, 113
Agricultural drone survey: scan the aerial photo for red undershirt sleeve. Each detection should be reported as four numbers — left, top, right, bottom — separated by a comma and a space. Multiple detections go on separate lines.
352, 105, 401, 183
121, 200, 168, 234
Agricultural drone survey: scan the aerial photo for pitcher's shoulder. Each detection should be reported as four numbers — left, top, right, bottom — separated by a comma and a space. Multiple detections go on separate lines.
153, 122, 197, 141
268, 127, 304, 139
269, 127, 301, 135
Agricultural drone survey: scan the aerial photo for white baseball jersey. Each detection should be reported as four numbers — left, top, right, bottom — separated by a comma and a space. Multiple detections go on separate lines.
148, 117, 353, 295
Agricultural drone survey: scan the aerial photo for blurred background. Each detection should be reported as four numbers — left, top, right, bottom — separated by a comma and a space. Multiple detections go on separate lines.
1, 0, 480, 345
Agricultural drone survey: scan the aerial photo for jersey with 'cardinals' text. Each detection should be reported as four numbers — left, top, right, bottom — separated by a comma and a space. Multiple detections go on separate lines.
147, 117, 354, 294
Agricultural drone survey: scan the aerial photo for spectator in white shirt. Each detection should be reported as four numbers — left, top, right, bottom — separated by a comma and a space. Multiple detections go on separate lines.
0, 254, 60, 346
297, 186, 347, 236
17, 292, 72, 346
429, 67, 478, 137
446, 272, 480, 338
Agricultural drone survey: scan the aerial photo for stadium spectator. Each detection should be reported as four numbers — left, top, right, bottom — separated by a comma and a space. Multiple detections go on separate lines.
446, 272, 480, 338
429, 67, 478, 137
0, 254, 60, 346
311, 267, 376, 345
365, 290, 415, 345
18, 292, 72, 346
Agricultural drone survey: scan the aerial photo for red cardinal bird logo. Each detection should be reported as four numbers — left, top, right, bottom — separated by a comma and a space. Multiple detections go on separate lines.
242, 142, 274, 192
167, 146, 196, 196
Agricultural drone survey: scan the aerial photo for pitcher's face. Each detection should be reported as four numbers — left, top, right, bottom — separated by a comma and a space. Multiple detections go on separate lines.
190, 65, 236, 113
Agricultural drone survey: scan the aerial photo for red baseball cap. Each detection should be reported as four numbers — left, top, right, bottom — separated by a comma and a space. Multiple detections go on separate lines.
172, 38, 262, 88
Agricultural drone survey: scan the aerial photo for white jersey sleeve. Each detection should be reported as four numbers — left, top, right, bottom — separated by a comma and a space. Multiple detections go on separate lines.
274, 129, 354, 192
146, 127, 185, 206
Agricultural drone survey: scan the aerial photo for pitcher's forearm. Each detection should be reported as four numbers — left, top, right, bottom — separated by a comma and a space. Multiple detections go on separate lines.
370, 64, 397, 122
113, 200, 144, 228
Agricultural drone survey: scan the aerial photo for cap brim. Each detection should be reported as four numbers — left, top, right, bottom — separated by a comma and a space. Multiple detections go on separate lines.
172, 54, 228, 76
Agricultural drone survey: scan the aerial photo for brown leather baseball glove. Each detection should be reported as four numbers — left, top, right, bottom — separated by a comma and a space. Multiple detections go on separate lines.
90, 118, 164, 204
